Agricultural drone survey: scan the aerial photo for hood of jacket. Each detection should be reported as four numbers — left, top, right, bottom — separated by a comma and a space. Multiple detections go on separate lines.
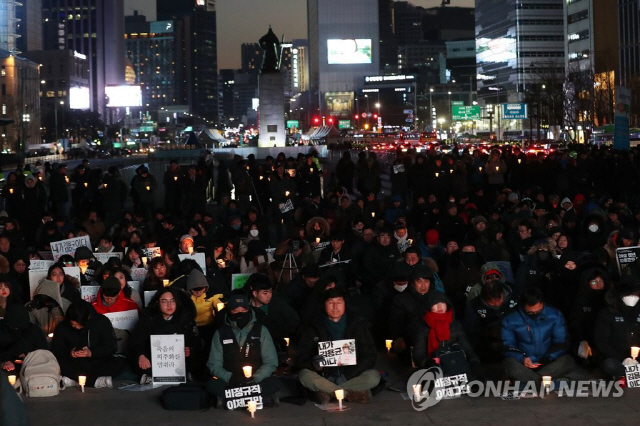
186, 269, 209, 291
34, 279, 64, 307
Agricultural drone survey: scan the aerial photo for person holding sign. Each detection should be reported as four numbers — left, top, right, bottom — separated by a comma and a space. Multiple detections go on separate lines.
92, 277, 140, 315
295, 288, 380, 405
143, 258, 170, 292
131, 287, 202, 384
51, 301, 125, 389
594, 280, 640, 379
205, 292, 281, 406
502, 287, 575, 384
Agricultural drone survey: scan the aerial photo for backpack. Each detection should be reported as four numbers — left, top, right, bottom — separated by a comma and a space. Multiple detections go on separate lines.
18, 350, 62, 397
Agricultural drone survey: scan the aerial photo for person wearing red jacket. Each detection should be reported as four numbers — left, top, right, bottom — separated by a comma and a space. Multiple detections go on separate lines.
93, 277, 140, 315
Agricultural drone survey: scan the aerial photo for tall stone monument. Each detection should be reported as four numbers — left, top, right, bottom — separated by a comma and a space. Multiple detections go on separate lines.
258, 27, 286, 147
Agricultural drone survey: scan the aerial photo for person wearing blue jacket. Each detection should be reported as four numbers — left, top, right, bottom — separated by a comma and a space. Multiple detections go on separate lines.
501, 286, 575, 384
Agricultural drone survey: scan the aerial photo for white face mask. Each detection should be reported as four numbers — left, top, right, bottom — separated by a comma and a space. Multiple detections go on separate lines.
250, 229, 259, 237
393, 283, 408, 292
623, 295, 640, 307
588, 224, 599, 233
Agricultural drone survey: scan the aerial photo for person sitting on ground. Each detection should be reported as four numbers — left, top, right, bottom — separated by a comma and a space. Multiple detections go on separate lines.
501, 286, 575, 385
205, 292, 281, 407
142, 257, 170, 291
295, 287, 380, 404
0, 303, 48, 373
47, 262, 81, 305
50, 300, 126, 389
187, 269, 222, 350
131, 287, 202, 384
25, 279, 69, 335
92, 276, 140, 315
109, 266, 143, 309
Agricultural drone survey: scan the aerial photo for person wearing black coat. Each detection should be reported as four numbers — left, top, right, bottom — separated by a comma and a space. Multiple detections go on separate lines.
163, 160, 183, 218
295, 287, 380, 404
49, 164, 69, 216
130, 287, 202, 382
361, 229, 400, 293
593, 281, 640, 379
0, 303, 47, 373
413, 292, 481, 375
464, 281, 517, 363
50, 301, 125, 388
336, 151, 355, 193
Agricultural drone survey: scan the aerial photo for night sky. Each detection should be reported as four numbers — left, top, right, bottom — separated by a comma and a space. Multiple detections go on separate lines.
125, 0, 475, 70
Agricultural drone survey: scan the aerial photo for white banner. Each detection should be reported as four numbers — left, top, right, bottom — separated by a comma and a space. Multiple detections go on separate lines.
28, 260, 54, 270
94, 252, 123, 263
144, 290, 157, 307
50, 235, 92, 262
317, 339, 357, 367
130, 267, 148, 283
104, 309, 139, 331
151, 334, 186, 385
178, 253, 206, 272
81, 286, 100, 303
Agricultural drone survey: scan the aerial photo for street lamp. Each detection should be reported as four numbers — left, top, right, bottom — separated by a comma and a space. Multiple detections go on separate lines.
448, 91, 452, 137
375, 102, 381, 129
429, 88, 434, 129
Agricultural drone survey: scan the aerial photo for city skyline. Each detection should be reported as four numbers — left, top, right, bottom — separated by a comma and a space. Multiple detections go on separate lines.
125, 0, 475, 70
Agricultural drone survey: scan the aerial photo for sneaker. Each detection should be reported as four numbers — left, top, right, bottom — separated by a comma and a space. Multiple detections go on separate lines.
94, 376, 113, 389
310, 391, 331, 405
140, 374, 153, 385
62, 376, 78, 388
346, 389, 372, 404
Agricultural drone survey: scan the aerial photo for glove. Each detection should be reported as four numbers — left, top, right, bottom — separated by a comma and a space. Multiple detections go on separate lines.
577, 341, 593, 359
312, 355, 325, 371
622, 358, 639, 366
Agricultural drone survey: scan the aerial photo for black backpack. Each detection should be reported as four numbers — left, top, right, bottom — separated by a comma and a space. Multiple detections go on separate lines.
162, 384, 212, 410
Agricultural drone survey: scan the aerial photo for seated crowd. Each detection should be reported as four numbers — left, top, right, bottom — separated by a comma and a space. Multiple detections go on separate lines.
2, 145, 640, 408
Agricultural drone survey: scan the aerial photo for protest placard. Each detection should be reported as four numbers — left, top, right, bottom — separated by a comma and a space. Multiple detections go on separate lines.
38, 251, 54, 260
224, 385, 263, 410
104, 310, 139, 331
127, 281, 141, 294
616, 246, 640, 273
144, 291, 157, 307
626, 364, 640, 388
130, 267, 148, 283
317, 339, 356, 367
28, 270, 48, 299
178, 252, 206, 272
28, 260, 54, 270
151, 334, 186, 385
393, 164, 405, 174
81, 286, 100, 303
314, 241, 330, 251
50, 235, 92, 261
63, 266, 81, 284
94, 252, 123, 263
278, 199, 294, 214
143, 247, 161, 258
433, 374, 470, 400
231, 273, 251, 291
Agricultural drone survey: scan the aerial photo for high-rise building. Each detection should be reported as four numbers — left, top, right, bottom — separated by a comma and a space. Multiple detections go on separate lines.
42, 0, 125, 118
157, 0, 218, 124
125, 13, 187, 112
0, 0, 21, 54
241, 43, 262, 74
618, 0, 638, 86
308, 0, 380, 116
16, 0, 43, 53
476, 0, 565, 103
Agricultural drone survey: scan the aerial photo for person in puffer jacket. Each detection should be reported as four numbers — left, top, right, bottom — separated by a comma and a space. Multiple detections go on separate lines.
187, 269, 222, 351
502, 286, 575, 384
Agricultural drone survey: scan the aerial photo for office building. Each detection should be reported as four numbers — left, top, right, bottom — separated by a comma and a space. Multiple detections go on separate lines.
42, 0, 125, 118
241, 43, 262, 74
16, 0, 43, 53
618, 0, 638, 85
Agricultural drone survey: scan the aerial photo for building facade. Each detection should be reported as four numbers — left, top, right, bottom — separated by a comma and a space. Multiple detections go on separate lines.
16, 0, 43, 53
618, 0, 639, 86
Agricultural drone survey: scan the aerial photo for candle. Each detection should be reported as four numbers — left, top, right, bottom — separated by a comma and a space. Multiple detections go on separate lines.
408, 239, 413, 245
103, 183, 107, 189
285, 191, 290, 197
48, 333, 54, 338
371, 212, 375, 218
216, 302, 225, 311
141, 256, 148, 266
284, 337, 290, 347
9, 188, 13, 194
412, 384, 422, 401
243, 366, 252, 378
542, 375, 552, 390
39, 176, 42, 180
247, 400, 257, 418
84, 182, 88, 187
495, 166, 499, 171
146, 185, 151, 191
7, 375, 16, 386
163, 279, 170, 287
479, 167, 483, 172
174, 176, 177, 181
435, 172, 439, 177
632, 347, 640, 360
450, 169, 453, 174
78, 375, 87, 393
310, 168, 313, 173
316, 237, 320, 244
246, 166, 250, 171
187, 246, 194, 255
259, 176, 263, 180
65, 176, 69, 183
385, 339, 392, 352
335, 389, 344, 410
518, 158, 522, 164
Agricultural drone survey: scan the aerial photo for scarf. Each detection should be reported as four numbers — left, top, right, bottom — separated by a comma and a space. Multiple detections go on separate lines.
324, 314, 347, 340
424, 310, 454, 357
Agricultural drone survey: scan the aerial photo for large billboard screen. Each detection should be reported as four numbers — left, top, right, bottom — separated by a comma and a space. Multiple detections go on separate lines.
69, 87, 90, 110
105, 86, 142, 107
325, 92, 354, 116
327, 39, 372, 64
476, 37, 517, 64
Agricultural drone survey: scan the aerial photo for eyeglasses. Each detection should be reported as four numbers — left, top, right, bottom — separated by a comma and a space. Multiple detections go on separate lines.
159, 299, 176, 305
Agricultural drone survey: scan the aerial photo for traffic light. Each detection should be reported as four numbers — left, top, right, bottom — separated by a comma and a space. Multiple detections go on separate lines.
327, 117, 334, 124
354, 115, 359, 120
313, 117, 320, 125
373, 114, 378, 119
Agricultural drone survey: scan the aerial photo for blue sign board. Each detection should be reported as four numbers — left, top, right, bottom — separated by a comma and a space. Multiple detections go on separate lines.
501, 103, 528, 120
614, 86, 631, 150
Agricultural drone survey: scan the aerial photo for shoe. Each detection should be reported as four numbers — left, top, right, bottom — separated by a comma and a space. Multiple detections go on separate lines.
94, 376, 113, 389
346, 389, 372, 404
140, 374, 153, 385
62, 376, 78, 388
309, 391, 331, 405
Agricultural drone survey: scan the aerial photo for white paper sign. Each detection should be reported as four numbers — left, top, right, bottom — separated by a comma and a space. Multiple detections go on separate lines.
278, 199, 294, 214
151, 334, 186, 385
29, 267, 82, 299
94, 252, 123, 263
50, 235, 92, 261
127, 281, 141, 294
29, 260, 54, 270
143, 247, 161, 258
393, 164, 405, 174
130, 267, 148, 283
224, 385, 263, 410
178, 252, 206, 272
144, 291, 157, 307
317, 339, 357, 367
626, 364, 640, 388
63, 266, 81, 284
81, 286, 100, 303
104, 309, 139, 331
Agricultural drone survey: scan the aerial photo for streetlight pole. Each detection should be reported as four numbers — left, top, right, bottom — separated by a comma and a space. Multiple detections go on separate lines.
448, 91, 452, 139
429, 88, 433, 130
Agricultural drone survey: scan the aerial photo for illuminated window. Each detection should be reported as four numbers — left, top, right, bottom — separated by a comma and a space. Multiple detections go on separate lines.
1, 104, 5, 115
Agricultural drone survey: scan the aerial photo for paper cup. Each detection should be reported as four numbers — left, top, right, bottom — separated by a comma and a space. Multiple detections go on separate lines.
243, 366, 252, 378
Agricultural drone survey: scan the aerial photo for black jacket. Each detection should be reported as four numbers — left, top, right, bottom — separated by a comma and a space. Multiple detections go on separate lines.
594, 291, 640, 361
50, 307, 117, 360
295, 311, 376, 381
0, 303, 48, 362
388, 285, 433, 344
252, 295, 301, 349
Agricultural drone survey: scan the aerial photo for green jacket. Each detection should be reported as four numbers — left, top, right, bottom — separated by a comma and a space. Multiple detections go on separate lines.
206, 311, 278, 383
